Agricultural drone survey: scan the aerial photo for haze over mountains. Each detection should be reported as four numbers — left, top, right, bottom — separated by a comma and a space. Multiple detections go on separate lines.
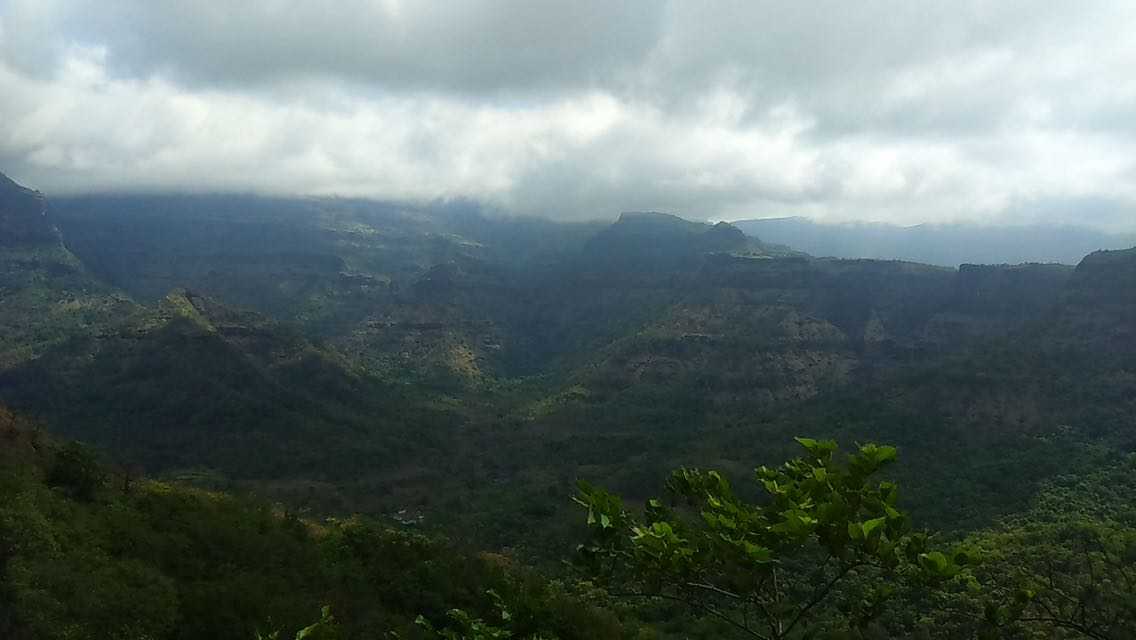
735, 216, 1136, 266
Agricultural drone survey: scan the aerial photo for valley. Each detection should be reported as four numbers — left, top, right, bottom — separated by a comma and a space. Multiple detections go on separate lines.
2, 172, 1135, 638
3, 174, 1134, 542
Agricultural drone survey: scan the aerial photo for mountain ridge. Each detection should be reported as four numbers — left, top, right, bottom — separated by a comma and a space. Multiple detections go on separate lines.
1, 177, 1134, 550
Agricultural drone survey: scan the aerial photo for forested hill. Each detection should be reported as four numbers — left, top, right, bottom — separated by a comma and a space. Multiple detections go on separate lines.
2, 176, 1136, 637
0, 405, 646, 640
1058, 246, 1136, 357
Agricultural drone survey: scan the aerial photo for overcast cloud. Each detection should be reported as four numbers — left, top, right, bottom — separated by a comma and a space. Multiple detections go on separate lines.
2, 1, 1135, 230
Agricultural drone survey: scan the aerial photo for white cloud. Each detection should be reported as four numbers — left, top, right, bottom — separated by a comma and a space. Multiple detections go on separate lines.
1, 1, 1135, 231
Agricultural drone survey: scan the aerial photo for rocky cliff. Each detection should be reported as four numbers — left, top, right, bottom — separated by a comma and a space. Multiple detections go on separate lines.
0, 172, 58, 246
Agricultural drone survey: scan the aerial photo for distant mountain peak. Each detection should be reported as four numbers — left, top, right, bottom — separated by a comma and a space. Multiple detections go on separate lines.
1078, 246, 1136, 266
704, 220, 747, 244
611, 211, 743, 240
586, 212, 752, 266
616, 210, 685, 222
613, 211, 707, 232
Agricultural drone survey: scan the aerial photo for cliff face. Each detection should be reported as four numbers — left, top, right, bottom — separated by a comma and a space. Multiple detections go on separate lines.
1048, 248, 1136, 357
1066, 248, 1136, 305
953, 263, 1074, 315
0, 175, 136, 370
0, 173, 58, 246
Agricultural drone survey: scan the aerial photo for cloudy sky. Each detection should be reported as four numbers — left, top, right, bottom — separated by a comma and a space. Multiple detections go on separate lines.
2, 1, 1135, 229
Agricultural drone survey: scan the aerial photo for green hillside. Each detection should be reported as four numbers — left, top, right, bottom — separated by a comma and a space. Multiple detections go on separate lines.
0, 405, 644, 640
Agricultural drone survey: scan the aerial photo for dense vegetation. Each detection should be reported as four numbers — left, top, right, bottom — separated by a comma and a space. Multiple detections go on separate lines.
2, 173, 1135, 637
0, 406, 646, 640
5, 406, 1134, 639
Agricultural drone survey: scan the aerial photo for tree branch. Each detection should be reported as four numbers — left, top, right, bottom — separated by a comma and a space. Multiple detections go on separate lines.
1018, 615, 1111, 640
685, 581, 745, 600
781, 561, 863, 638
609, 591, 771, 640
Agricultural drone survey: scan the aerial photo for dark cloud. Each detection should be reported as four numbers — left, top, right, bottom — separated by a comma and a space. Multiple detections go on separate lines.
1, 1, 1135, 230
4, 1, 665, 94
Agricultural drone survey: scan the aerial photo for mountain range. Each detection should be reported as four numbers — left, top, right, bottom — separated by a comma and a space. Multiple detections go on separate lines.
1, 171, 1133, 544
3, 170, 1136, 638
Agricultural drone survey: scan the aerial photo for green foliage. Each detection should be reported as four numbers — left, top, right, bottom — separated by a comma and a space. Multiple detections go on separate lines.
904, 460, 1136, 640
982, 520, 1136, 639
969, 463, 1136, 640
259, 606, 342, 640
0, 424, 643, 640
46, 441, 105, 501
575, 439, 969, 638
7, 551, 178, 640
414, 591, 558, 640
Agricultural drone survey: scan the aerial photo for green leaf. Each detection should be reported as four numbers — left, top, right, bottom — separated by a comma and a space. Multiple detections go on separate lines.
744, 541, 772, 563
918, 551, 958, 578
295, 606, 334, 640
880, 481, 899, 506
795, 437, 838, 459
860, 443, 897, 466
862, 516, 887, 539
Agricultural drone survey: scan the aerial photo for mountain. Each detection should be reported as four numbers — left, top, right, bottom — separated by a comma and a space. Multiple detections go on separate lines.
584, 211, 748, 259
2, 181, 1134, 548
733, 216, 1136, 266
3, 176, 1136, 638
0, 284, 481, 518
0, 175, 136, 370
496, 251, 1105, 529
0, 179, 474, 511
1048, 247, 1136, 359
0, 171, 58, 246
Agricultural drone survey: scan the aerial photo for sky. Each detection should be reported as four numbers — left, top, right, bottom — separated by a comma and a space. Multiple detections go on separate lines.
1, 1, 1135, 230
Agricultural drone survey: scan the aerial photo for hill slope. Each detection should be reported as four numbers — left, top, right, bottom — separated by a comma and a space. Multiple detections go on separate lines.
0, 405, 640, 640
